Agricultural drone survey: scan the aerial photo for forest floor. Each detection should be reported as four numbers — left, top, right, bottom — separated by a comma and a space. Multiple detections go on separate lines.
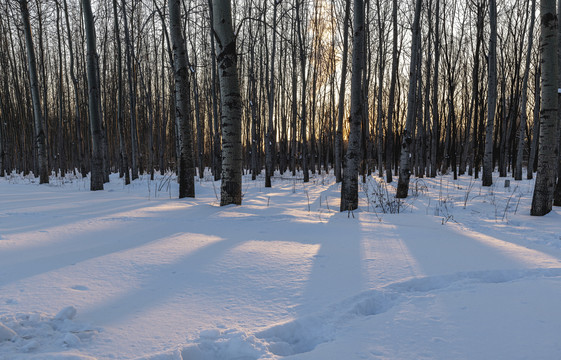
1, 169, 561, 360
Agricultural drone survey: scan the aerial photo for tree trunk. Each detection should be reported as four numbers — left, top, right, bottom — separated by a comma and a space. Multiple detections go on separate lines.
291, 17, 298, 177
113, 0, 130, 185
340, 0, 364, 211
528, 66, 541, 179
376, 0, 386, 179
467, 3, 483, 177
386, 0, 398, 183
213, 0, 242, 206
248, 6, 259, 181
515, 0, 536, 181
55, 0, 64, 174
296, 0, 309, 183
122, 0, 139, 180
62, 0, 86, 177
265, 1, 279, 187
553, 0, 561, 205
20, 0, 49, 184
531, 0, 558, 215
483, 0, 498, 186
396, 0, 422, 198
335, 0, 351, 183
169, 0, 195, 198
82, 0, 104, 191
35, 0, 50, 174
186, 40, 204, 180
423, 0, 433, 178
207, 0, 221, 181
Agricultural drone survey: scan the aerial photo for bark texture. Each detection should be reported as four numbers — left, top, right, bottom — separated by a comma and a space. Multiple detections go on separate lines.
265, 1, 279, 188
82, 0, 104, 190
335, 0, 351, 184
213, 0, 242, 206
169, 0, 195, 198
340, 0, 364, 211
515, 0, 536, 181
483, 0, 497, 186
396, 0, 422, 198
20, 0, 49, 184
531, 0, 559, 215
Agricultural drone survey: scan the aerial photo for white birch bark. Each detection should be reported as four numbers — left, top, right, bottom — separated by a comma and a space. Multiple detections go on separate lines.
213, 0, 242, 205
531, 0, 559, 215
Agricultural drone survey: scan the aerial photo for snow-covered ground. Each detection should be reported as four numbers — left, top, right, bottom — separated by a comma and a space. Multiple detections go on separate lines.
1, 170, 561, 360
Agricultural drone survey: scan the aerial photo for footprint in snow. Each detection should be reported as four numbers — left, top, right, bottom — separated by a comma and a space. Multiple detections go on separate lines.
182, 268, 561, 358
70, 285, 89, 291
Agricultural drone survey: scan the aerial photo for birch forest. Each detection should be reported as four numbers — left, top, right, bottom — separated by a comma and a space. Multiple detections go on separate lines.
0, 0, 559, 214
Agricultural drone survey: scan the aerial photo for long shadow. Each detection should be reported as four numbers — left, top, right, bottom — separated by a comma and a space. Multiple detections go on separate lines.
1, 179, 362, 333
458, 211, 561, 262
389, 214, 561, 278
1, 194, 159, 234
0, 198, 209, 287
77, 212, 330, 326
0, 193, 150, 232
296, 210, 365, 316
77, 229, 243, 326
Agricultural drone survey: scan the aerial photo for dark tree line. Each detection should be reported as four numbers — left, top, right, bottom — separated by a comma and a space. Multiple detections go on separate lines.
0, 0, 559, 213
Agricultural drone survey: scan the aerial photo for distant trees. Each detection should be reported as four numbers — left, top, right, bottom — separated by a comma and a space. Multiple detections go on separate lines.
0, 0, 556, 215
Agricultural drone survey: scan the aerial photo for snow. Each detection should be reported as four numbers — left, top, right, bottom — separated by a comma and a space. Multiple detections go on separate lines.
1, 170, 561, 359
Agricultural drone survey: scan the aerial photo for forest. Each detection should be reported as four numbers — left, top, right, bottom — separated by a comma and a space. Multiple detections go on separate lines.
3, 1, 561, 359
0, 0, 559, 214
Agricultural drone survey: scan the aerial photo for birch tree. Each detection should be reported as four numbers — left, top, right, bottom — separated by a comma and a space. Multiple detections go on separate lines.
515, 0, 536, 181
396, 0, 422, 198
112, 0, 130, 184
19, 0, 49, 184
265, 0, 280, 188
482, 0, 497, 186
553, 0, 561, 204
531, 0, 558, 215
340, 0, 365, 211
213, 0, 242, 206
169, 0, 195, 198
335, 0, 351, 184
82, 0, 104, 190
385, 0, 399, 183
122, 0, 139, 180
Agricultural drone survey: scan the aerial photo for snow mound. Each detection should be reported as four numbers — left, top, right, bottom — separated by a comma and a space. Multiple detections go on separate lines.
0, 322, 17, 341
133, 349, 183, 360
180, 318, 335, 359
181, 329, 269, 360
54, 306, 78, 321
0, 307, 98, 359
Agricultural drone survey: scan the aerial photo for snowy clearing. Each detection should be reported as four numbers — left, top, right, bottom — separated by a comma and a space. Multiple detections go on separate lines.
1, 171, 561, 359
